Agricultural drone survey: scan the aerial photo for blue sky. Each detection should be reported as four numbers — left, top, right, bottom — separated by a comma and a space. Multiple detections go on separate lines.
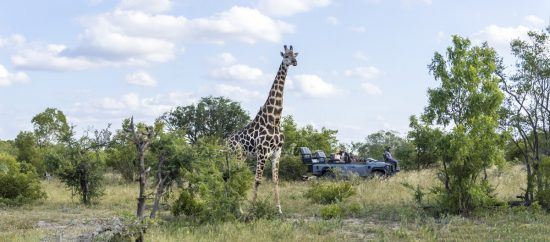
0, 0, 548, 143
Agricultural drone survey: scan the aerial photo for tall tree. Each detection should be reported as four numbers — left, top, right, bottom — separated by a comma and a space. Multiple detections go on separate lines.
423, 35, 505, 214
164, 96, 250, 143
500, 28, 550, 206
31, 108, 70, 146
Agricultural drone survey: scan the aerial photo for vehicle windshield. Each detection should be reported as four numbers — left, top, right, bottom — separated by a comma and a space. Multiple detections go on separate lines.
365, 158, 377, 162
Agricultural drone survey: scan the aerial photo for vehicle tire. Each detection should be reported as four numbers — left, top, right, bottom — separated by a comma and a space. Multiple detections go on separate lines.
371, 170, 385, 179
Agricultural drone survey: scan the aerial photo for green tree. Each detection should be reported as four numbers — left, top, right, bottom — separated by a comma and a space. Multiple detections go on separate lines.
14, 131, 44, 175
31, 108, 70, 146
423, 35, 505, 214
0, 140, 17, 157
106, 129, 139, 182
164, 96, 250, 144
281, 116, 338, 156
407, 115, 443, 170
55, 126, 109, 205
149, 128, 191, 218
354, 130, 411, 162
500, 28, 550, 207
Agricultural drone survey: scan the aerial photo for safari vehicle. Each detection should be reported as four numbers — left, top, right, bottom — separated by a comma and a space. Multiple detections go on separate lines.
299, 147, 397, 178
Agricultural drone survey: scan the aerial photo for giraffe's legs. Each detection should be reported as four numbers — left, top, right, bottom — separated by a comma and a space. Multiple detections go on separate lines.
252, 157, 266, 203
271, 148, 282, 214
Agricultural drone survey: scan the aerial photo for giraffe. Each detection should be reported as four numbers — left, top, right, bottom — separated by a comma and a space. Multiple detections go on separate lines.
228, 45, 298, 214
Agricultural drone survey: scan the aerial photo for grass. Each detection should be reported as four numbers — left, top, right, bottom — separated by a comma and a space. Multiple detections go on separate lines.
1, 165, 549, 241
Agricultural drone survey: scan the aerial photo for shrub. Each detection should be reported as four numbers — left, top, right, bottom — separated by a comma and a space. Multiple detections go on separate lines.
53, 128, 108, 205
172, 190, 204, 217
278, 155, 308, 181
0, 152, 46, 206
172, 140, 252, 223
304, 182, 355, 204
105, 135, 138, 182
245, 197, 279, 221
320, 204, 343, 219
263, 154, 308, 181
537, 156, 550, 209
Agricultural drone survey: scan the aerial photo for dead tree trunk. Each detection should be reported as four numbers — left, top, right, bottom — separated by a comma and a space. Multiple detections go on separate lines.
150, 155, 166, 219
125, 117, 155, 218
136, 152, 147, 218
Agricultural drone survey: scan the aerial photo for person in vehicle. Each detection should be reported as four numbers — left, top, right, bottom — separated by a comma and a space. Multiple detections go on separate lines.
340, 149, 352, 163
383, 146, 399, 171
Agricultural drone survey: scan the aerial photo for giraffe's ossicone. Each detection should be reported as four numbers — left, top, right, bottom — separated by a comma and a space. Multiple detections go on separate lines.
228, 45, 298, 214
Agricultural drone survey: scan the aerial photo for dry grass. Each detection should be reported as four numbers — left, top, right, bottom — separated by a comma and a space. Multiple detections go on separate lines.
1, 166, 548, 242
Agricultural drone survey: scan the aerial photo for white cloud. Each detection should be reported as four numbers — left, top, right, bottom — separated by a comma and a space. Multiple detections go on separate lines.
402, 0, 432, 6
209, 52, 237, 65
293, 74, 342, 98
81, 91, 195, 118
11, 6, 294, 71
525, 15, 545, 26
186, 6, 294, 44
125, 71, 157, 87
361, 82, 382, 96
258, 0, 331, 17
117, 0, 173, 13
211, 64, 266, 84
215, 84, 262, 102
12, 43, 120, 71
352, 51, 368, 61
0, 64, 29, 86
473, 24, 531, 48
326, 16, 339, 26
349, 26, 366, 33
344, 66, 380, 81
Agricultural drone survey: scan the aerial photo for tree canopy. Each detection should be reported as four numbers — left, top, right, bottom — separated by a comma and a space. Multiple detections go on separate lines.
163, 96, 250, 144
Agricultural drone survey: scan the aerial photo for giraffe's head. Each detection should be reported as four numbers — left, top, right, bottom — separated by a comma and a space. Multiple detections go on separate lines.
280, 45, 298, 66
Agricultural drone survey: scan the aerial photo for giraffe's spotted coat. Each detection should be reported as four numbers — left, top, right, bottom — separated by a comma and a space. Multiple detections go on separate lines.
228, 45, 298, 213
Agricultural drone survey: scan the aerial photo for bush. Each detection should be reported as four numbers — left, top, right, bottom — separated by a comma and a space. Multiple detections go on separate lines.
172, 190, 204, 217
320, 204, 343, 219
172, 140, 252, 223
279, 155, 308, 181
245, 197, 279, 221
263, 155, 308, 181
105, 135, 138, 182
0, 152, 46, 205
304, 182, 355, 204
537, 156, 550, 209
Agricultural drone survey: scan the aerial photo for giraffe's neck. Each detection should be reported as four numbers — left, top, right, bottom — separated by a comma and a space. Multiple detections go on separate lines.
255, 61, 289, 126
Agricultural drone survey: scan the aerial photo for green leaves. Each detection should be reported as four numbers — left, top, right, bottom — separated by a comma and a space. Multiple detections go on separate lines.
422, 35, 505, 214
281, 115, 338, 156
164, 96, 250, 144
31, 108, 71, 146
425, 35, 503, 127
172, 140, 252, 223
0, 152, 46, 206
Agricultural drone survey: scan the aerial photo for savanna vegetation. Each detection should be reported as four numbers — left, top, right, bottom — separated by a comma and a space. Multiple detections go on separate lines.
1, 28, 549, 241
